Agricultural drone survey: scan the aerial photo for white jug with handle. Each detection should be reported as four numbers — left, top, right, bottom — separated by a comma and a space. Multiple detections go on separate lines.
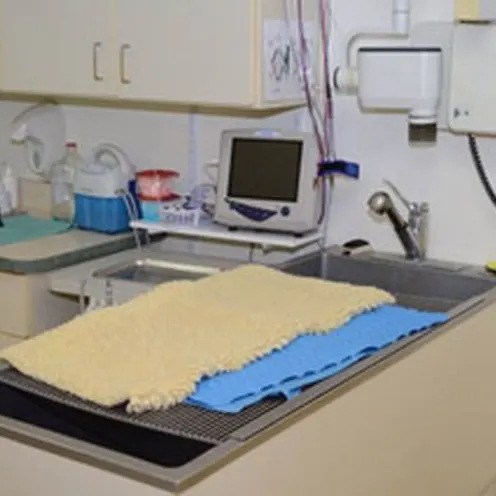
90, 143, 135, 182
75, 143, 136, 198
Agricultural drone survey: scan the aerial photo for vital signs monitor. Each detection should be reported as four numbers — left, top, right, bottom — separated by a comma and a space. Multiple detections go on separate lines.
214, 129, 321, 234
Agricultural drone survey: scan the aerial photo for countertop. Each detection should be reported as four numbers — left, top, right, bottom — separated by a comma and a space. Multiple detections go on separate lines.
0, 229, 143, 274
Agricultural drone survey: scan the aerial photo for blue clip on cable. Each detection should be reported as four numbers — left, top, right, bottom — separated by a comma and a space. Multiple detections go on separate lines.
318, 160, 360, 180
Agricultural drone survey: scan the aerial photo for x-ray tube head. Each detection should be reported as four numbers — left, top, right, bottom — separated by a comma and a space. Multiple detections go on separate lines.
357, 46, 443, 142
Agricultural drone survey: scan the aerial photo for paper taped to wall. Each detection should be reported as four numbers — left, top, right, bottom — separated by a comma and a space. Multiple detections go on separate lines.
263, 19, 316, 102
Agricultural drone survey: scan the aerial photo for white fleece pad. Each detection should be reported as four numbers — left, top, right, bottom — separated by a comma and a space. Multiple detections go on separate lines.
0, 265, 395, 413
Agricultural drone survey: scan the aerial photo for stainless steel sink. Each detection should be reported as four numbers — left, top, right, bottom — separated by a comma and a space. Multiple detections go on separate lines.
280, 249, 496, 313
92, 258, 222, 285
93, 250, 496, 312
87, 254, 244, 305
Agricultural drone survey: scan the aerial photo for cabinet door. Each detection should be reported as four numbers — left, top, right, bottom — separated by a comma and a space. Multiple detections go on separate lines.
0, 0, 115, 97
115, 0, 253, 106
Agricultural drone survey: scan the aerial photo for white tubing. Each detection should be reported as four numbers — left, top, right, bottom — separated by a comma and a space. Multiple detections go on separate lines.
393, 0, 411, 35
335, 0, 411, 93
121, 192, 141, 250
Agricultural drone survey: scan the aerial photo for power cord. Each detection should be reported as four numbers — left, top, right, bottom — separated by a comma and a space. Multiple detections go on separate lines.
468, 134, 496, 207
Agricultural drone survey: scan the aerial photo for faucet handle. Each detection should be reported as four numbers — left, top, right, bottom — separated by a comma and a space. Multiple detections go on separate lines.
384, 179, 414, 210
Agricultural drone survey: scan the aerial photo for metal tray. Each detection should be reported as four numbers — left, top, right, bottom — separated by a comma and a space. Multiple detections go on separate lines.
0, 367, 283, 445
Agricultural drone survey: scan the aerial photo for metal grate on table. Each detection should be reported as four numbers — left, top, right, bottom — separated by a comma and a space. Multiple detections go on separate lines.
0, 367, 284, 445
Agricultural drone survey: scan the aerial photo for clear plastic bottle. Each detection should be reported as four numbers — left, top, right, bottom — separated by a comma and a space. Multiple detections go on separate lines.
50, 141, 84, 222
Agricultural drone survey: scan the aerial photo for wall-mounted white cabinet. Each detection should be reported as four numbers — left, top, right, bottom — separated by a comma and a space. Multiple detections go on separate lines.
0, 0, 115, 98
115, 0, 257, 107
0, 0, 319, 110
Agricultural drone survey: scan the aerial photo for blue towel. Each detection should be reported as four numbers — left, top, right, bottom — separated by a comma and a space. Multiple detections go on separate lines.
186, 305, 448, 413
0, 214, 71, 246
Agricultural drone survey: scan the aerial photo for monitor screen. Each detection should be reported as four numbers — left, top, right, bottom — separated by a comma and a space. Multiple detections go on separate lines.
227, 138, 303, 203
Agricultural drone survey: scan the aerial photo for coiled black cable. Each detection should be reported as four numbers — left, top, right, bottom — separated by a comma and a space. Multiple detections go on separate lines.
468, 134, 496, 207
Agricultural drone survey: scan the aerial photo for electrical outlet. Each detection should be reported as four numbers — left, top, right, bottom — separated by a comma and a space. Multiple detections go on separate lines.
263, 19, 317, 102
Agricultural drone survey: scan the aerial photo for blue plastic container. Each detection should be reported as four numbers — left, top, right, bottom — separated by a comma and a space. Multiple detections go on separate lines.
140, 201, 161, 222
75, 180, 140, 234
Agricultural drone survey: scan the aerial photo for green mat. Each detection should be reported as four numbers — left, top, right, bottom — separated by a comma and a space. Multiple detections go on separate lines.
0, 214, 71, 246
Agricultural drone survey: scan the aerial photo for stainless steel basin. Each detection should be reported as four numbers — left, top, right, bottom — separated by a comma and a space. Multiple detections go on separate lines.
92, 258, 222, 285
92, 251, 496, 312
281, 249, 496, 312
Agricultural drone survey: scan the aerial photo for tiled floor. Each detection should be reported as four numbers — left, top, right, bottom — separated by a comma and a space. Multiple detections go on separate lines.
0, 332, 22, 350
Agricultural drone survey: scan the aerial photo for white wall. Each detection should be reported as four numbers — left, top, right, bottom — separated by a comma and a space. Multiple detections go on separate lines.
329, 0, 492, 265
0, 0, 494, 265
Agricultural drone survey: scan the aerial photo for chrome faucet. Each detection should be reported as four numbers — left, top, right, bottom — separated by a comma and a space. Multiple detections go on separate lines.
367, 180, 429, 261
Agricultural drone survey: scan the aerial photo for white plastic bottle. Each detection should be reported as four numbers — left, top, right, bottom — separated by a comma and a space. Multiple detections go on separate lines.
50, 141, 84, 222
0, 180, 11, 216
3, 166, 18, 211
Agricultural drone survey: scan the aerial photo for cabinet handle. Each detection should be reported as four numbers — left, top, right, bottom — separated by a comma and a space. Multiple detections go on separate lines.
119, 43, 131, 84
92, 42, 103, 82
